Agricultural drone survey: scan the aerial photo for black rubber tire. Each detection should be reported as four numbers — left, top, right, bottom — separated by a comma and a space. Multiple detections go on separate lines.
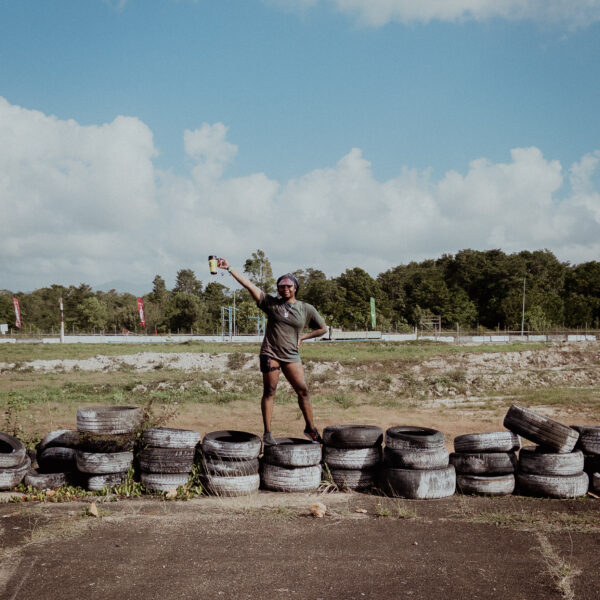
453, 431, 521, 453
77, 433, 136, 453
323, 446, 381, 470
37, 447, 77, 473
85, 471, 128, 491
0, 456, 31, 490
24, 469, 68, 490
77, 406, 142, 435
519, 446, 584, 476
37, 429, 80, 452
503, 405, 578, 453
75, 450, 134, 474
322, 425, 383, 449
515, 471, 588, 498
456, 473, 515, 496
139, 447, 195, 474
260, 463, 321, 492
202, 430, 261, 460
593, 472, 599, 493
383, 446, 449, 470
142, 427, 201, 449
450, 451, 517, 475
262, 438, 322, 467
329, 468, 377, 491
141, 472, 190, 492
379, 465, 455, 499
385, 426, 445, 450
201, 454, 260, 476
583, 454, 600, 476
571, 425, 600, 455
0, 432, 26, 468
204, 473, 260, 497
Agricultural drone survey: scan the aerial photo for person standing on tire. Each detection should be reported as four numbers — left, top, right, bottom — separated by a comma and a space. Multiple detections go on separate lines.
217, 258, 328, 446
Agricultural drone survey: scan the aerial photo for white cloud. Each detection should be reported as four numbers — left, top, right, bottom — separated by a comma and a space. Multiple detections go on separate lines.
1, 96, 599, 292
273, 0, 600, 26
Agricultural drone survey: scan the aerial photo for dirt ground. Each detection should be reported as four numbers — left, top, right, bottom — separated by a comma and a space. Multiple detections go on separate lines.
1, 492, 599, 600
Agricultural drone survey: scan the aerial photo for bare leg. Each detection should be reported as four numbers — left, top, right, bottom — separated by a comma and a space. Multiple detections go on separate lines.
281, 361, 316, 431
261, 359, 281, 433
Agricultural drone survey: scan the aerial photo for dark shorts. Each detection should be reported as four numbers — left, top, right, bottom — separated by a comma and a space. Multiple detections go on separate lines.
259, 354, 281, 374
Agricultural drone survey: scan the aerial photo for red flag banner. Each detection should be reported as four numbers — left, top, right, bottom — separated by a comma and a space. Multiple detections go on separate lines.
137, 297, 146, 328
13, 297, 22, 328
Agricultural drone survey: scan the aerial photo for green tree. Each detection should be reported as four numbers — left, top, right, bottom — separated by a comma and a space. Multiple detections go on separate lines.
173, 269, 203, 296
244, 249, 275, 293
78, 297, 108, 331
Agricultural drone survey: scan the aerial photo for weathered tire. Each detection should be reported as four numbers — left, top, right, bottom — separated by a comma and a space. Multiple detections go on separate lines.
37, 429, 79, 452
503, 405, 578, 453
322, 425, 383, 449
0, 432, 26, 468
379, 465, 455, 499
85, 471, 128, 491
584, 454, 600, 476
24, 469, 68, 490
202, 430, 261, 460
37, 447, 77, 473
450, 451, 517, 475
454, 431, 521, 453
260, 463, 321, 492
139, 447, 194, 473
385, 426, 445, 450
593, 472, 600, 493
571, 425, 600, 455
383, 446, 449, 470
516, 471, 588, 499
204, 473, 260, 497
77, 406, 142, 435
75, 450, 134, 474
201, 454, 260, 476
519, 446, 584, 476
323, 446, 381, 470
77, 433, 135, 453
329, 468, 377, 491
262, 438, 322, 467
0, 456, 31, 490
456, 473, 515, 496
142, 427, 201, 449
141, 472, 190, 492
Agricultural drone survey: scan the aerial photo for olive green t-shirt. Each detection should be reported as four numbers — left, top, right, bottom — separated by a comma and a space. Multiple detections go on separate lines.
256, 292, 326, 363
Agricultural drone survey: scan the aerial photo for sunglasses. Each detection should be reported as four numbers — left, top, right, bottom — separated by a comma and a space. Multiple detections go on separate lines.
278, 284, 295, 288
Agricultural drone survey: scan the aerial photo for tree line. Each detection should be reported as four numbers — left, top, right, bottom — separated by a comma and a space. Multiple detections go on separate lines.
1, 249, 599, 334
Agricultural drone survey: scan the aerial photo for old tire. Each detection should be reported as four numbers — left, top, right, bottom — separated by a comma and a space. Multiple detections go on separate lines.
454, 431, 521, 453
383, 446, 449, 470
77, 406, 142, 435
593, 472, 600, 493
86, 471, 128, 491
0, 456, 31, 490
24, 469, 68, 490
571, 425, 600, 455
385, 426, 445, 450
201, 455, 260, 476
37, 447, 77, 473
322, 425, 383, 449
584, 454, 600, 476
450, 451, 517, 475
77, 433, 135, 453
323, 446, 381, 470
456, 473, 515, 496
330, 468, 377, 491
75, 450, 133, 474
139, 447, 195, 473
379, 465, 455, 499
262, 438, 322, 467
503, 405, 578, 453
202, 430, 261, 460
260, 463, 321, 492
516, 471, 588, 498
0, 432, 26, 468
37, 429, 79, 452
141, 472, 190, 492
142, 427, 201, 449
204, 473, 260, 497
519, 446, 584, 476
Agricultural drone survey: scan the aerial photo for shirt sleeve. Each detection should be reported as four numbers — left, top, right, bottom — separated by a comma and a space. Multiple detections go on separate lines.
256, 291, 274, 314
305, 303, 326, 329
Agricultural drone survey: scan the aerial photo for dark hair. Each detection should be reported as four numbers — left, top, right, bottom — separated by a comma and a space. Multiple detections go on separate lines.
276, 273, 300, 294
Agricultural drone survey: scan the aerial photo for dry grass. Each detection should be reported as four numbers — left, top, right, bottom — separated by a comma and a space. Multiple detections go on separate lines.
533, 532, 581, 600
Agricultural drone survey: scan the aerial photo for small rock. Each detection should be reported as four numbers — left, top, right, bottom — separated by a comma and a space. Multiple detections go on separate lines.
355, 508, 367, 514
310, 502, 327, 518
87, 502, 99, 518
165, 488, 178, 500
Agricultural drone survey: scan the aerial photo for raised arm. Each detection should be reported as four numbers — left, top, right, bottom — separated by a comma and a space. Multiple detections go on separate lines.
217, 257, 262, 303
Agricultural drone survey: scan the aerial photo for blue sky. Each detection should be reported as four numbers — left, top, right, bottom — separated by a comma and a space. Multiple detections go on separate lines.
1, 0, 600, 292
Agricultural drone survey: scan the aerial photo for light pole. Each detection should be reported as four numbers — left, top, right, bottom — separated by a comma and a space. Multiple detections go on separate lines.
521, 277, 526, 337
59, 297, 65, 343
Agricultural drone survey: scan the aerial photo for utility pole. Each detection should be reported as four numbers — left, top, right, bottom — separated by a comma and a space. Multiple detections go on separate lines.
521, 277, 526, 337
59, 297, 65, 343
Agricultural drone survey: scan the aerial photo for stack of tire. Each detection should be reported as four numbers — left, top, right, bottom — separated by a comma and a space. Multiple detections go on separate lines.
140, 427, 200, 492
571, 425, 600, 494
25, 429, 79, 490
451, 432, 520, 496
75, 406, 141, 491
321, 425, 382, 491
261, 438, 322, 493
0, 432, 30, 491
380, 426, 455, 499
503, 405, 588, 498
201, 430, 261, 496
